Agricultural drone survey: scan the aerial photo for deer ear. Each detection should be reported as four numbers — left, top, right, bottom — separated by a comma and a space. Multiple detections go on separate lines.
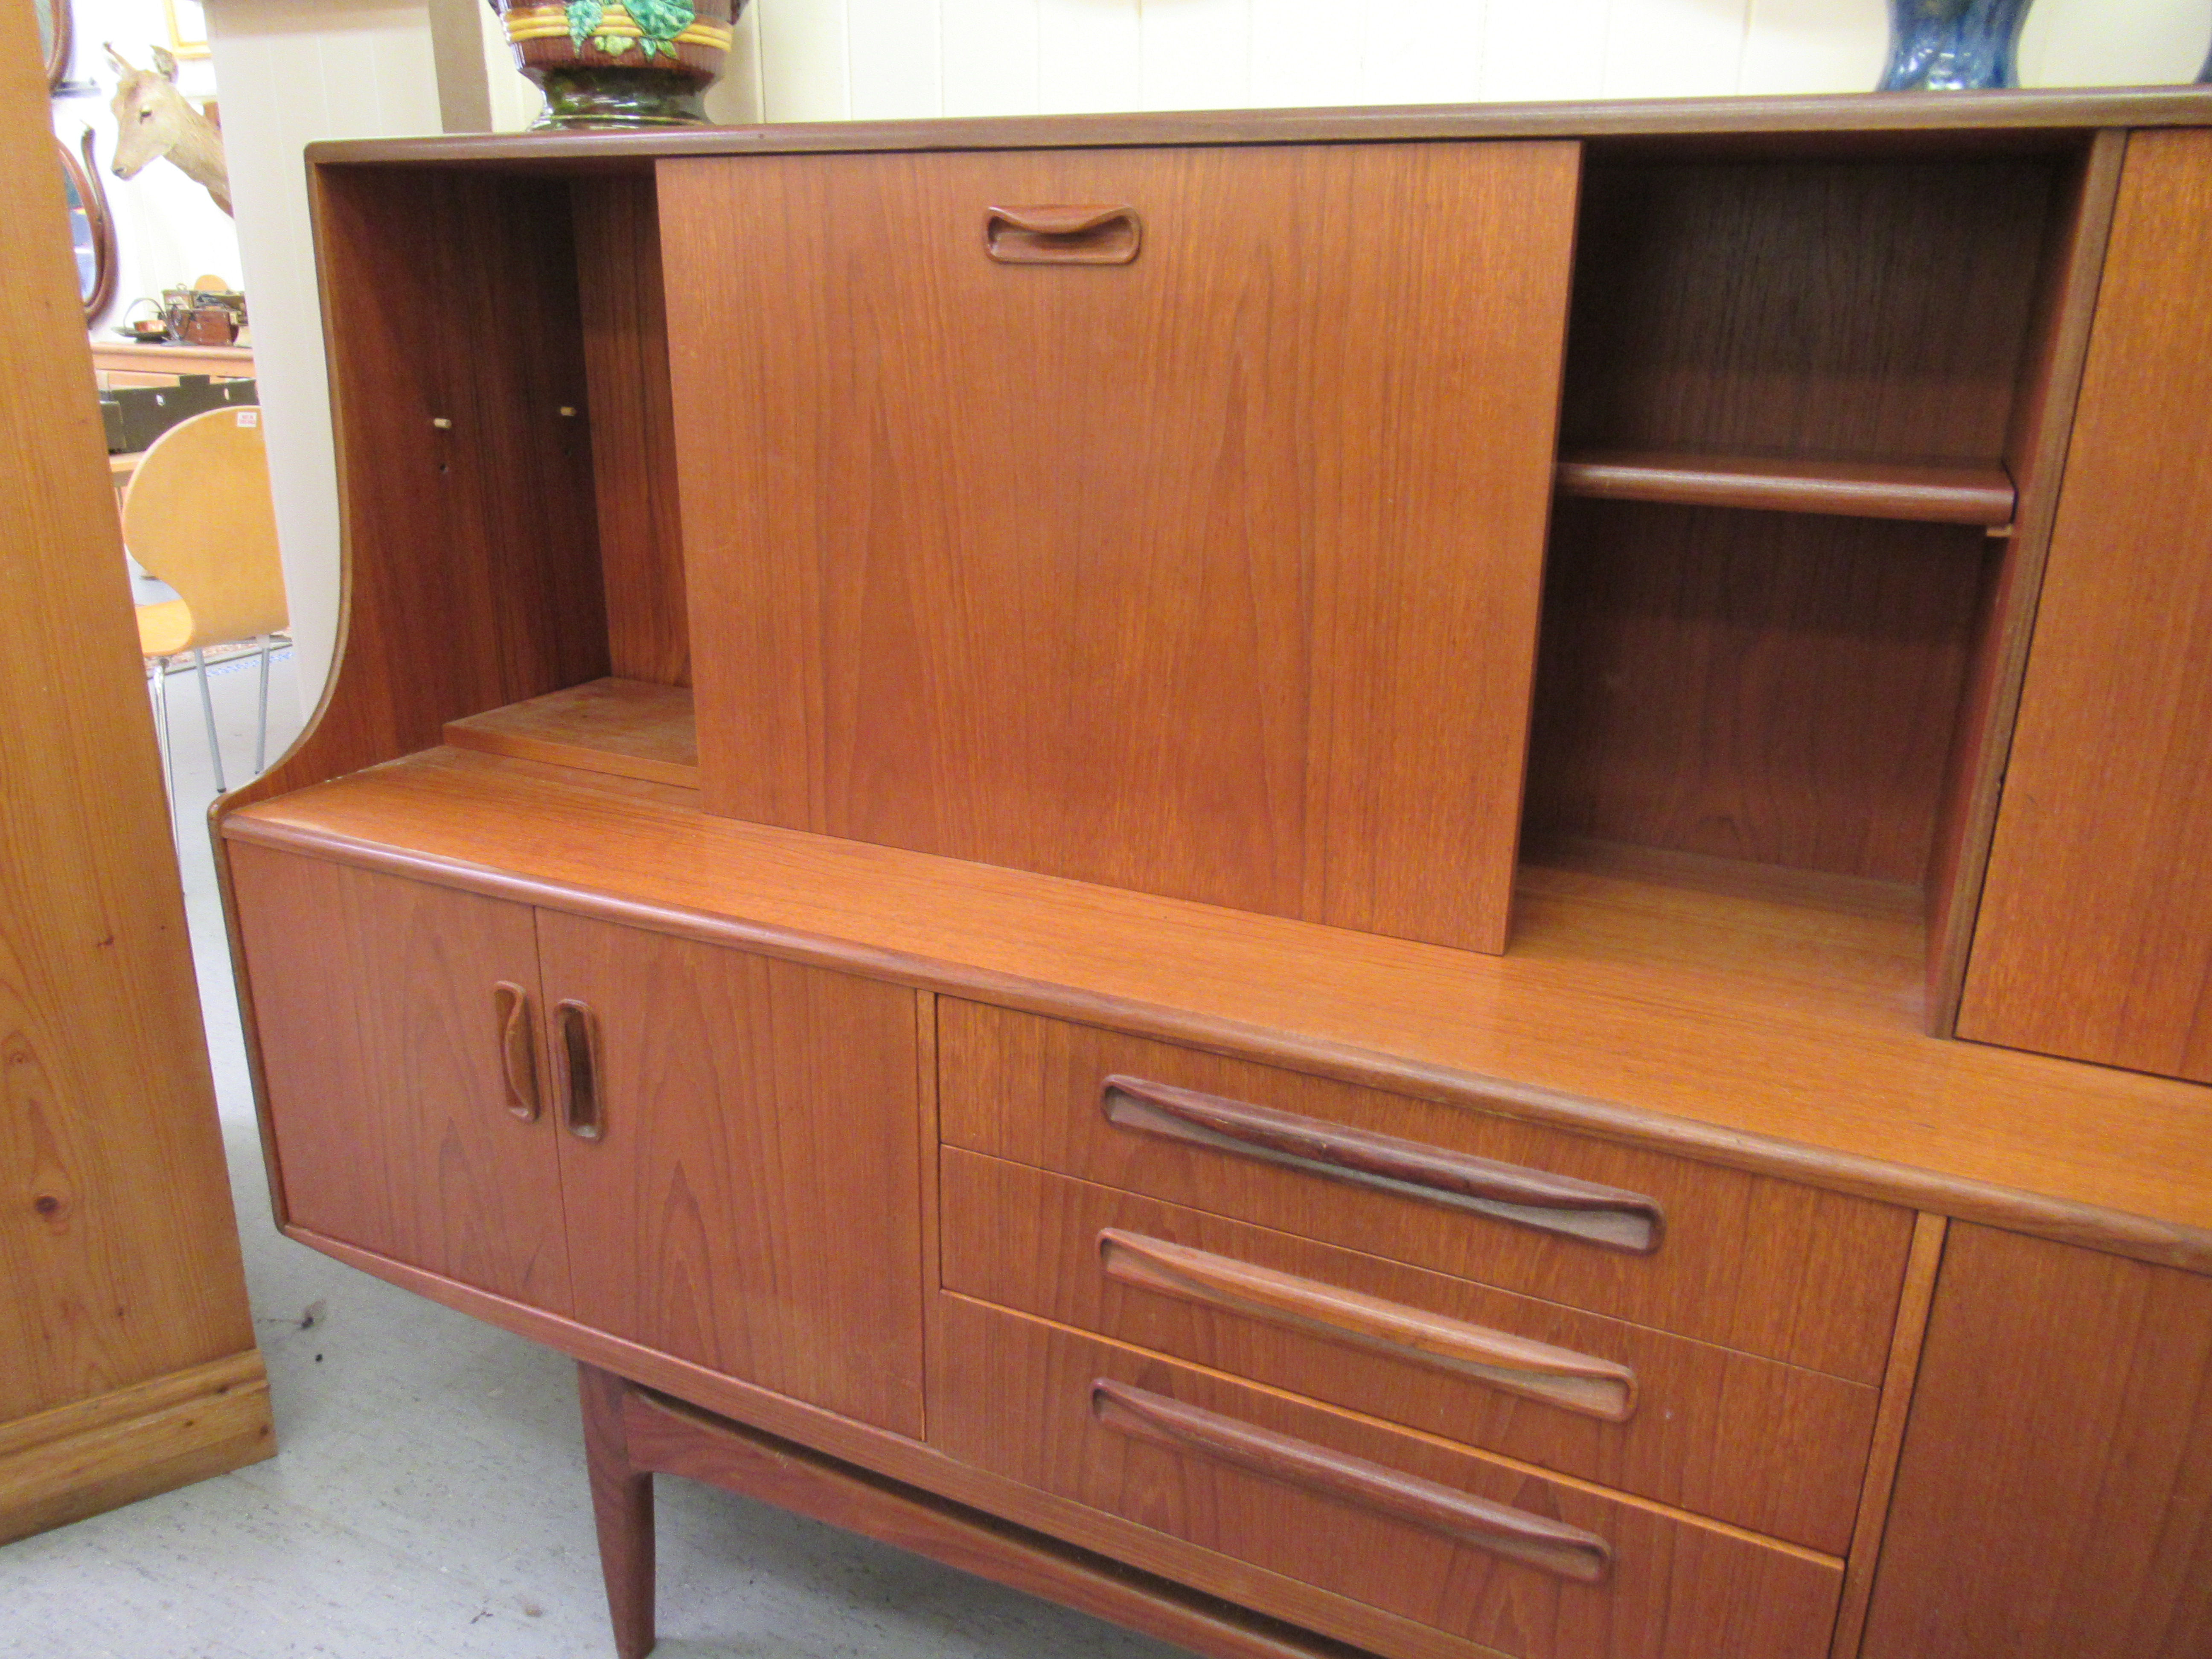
153, 45, 179, 79
103, 41, 136, 74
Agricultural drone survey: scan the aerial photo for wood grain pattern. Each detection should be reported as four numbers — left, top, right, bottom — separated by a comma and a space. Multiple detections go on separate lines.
1958, 129, 2212, 1084
1828, 1213, 1945, 1659
1095, 1232, 1640, 1422
618, 1378, 1387, 1659
227, 844, 574, 1312
1860, 1224, 2212, 1659
292, 1223, 1534, 1659
0, 1351, 271, 1546
538, 912, 925, 1436
940, 1002, 1913, 1381
1919, 133, 2125, 1033
941, 1151, 1878, 1552
578, 1363, 655, 1659
665, 141, 1579, 952
1100, 1072, 1665, 1253
1554, 450, 2015, 525
215, 165, 610, 824
303, 87, 2212, 172
1560, 156, 2058, 464
444, 679, 698, 788
574, 176, 689, 688
220, 749, 2212, 1269
0, 4, 259, 1463
1524, 499, 1989, 884
1089, 1377, 1614, 1584
931, 1296, 1843, 1659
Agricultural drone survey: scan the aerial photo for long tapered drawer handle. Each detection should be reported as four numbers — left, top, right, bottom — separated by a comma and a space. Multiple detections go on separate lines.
1091, 1378, 1612, 1583
1100, 1076, 1664, 1253
1098, 1231, 1637, 1421
986, 203, 1141, 265
492, 981, 541, 1123
555, 998, 605, 1142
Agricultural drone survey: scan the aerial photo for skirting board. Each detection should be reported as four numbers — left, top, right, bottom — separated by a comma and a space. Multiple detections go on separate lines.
0, 1350, 274, 1545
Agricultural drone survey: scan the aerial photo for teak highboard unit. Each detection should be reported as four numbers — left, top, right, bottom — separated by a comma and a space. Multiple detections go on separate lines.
219, 91, 2212, 1659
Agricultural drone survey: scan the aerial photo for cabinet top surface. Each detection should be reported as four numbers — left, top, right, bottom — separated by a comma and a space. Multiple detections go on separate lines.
307, 88, 2212, 170
227, 750, 2212, 1272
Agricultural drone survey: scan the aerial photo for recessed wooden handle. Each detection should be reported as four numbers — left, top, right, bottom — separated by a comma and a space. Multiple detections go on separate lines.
555, 998, 604, 1142
1098, 1230, 1637, 1421
1100, 1076, 1664, 1253
1091, 1378, 1612, 1583
986, 204, 1141, 265
493, 981, 540, 1123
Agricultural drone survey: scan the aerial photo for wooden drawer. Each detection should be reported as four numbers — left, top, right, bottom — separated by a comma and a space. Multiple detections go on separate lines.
941, 1150, 1876, 1553
938, 1001, 1913, 1380
932, 1296, 1842, 1659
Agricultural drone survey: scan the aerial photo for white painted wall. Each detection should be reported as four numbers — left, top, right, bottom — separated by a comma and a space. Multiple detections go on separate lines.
201, 0, 441, 717
213, 0, 2212, 718
52, 0, 242, 328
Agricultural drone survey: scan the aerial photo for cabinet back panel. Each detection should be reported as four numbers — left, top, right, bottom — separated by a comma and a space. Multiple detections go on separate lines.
1561, 158, 2058, 464
1524, 499, 1987, 884
309, 167, 609, 765
662, 142, 1580, 953
573, 175, 689, 688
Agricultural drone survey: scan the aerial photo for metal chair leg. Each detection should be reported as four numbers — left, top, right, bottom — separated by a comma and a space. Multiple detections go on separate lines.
192, 646, 227, 795
150, 657, 177, 844
254, 633, 273, 774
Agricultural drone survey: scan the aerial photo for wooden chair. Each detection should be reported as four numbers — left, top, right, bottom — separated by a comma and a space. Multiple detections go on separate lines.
125, 406, 288, 813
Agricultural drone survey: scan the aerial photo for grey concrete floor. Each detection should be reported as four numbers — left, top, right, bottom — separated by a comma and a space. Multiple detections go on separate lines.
1, 644, 1190, 1659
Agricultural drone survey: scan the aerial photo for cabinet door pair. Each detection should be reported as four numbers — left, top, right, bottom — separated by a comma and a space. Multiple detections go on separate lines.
228, 845, 924, 1437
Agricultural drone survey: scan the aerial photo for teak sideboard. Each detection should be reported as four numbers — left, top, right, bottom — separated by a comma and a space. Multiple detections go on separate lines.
218, 91, 2212, 1659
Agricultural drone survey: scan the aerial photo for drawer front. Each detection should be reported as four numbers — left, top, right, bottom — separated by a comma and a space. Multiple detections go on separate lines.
942, 1150, 1876, 1552
939, 1001, 1912, 1380
933, 1296, 1842, 1659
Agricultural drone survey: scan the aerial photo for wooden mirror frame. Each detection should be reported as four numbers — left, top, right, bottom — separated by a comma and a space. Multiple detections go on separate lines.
38, 0, 74, 92
60, 130, 117, 321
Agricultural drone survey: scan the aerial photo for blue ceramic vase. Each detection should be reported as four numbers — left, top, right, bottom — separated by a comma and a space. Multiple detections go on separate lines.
1879, 0, 2034, 90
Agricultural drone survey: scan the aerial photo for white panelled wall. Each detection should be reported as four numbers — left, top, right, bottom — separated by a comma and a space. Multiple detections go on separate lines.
202, 0, 2210, 718
722, 0, 2212, 124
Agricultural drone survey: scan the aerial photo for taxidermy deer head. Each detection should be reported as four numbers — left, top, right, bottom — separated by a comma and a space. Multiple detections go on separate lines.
106, 44, 231, 216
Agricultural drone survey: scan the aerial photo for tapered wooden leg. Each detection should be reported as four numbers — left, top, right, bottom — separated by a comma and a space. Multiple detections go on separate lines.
579, 1363, 656, 1659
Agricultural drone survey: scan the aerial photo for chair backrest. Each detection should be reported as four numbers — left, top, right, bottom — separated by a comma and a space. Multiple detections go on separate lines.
122, 406, 287, 650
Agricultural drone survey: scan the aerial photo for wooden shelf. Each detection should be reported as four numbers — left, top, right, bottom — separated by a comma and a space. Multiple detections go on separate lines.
1554, 448, 2017, 526
443, 678, 697, 789
224, 747, 2212, 1268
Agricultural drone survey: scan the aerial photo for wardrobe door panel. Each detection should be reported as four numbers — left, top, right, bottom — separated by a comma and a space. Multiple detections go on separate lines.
663, 140, 1580, 952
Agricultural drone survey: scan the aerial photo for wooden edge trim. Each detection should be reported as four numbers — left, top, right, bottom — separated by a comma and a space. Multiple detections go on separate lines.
303, 88, 2212, 169
1926, 126, 2131, 1035
617, 1381, 1393, 1659
0, 1350, 274, 1546
915, 988, 940, 1448
1829, 1214, 1948, 1659
227, 817, 2212, 1277
210, 835, 296, 1232
286, 1228, 1508, 1659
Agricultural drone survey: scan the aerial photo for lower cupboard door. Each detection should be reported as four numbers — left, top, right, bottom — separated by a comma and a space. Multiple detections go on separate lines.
932, 1296, 1841, 1659
536, 910, 927, 1438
